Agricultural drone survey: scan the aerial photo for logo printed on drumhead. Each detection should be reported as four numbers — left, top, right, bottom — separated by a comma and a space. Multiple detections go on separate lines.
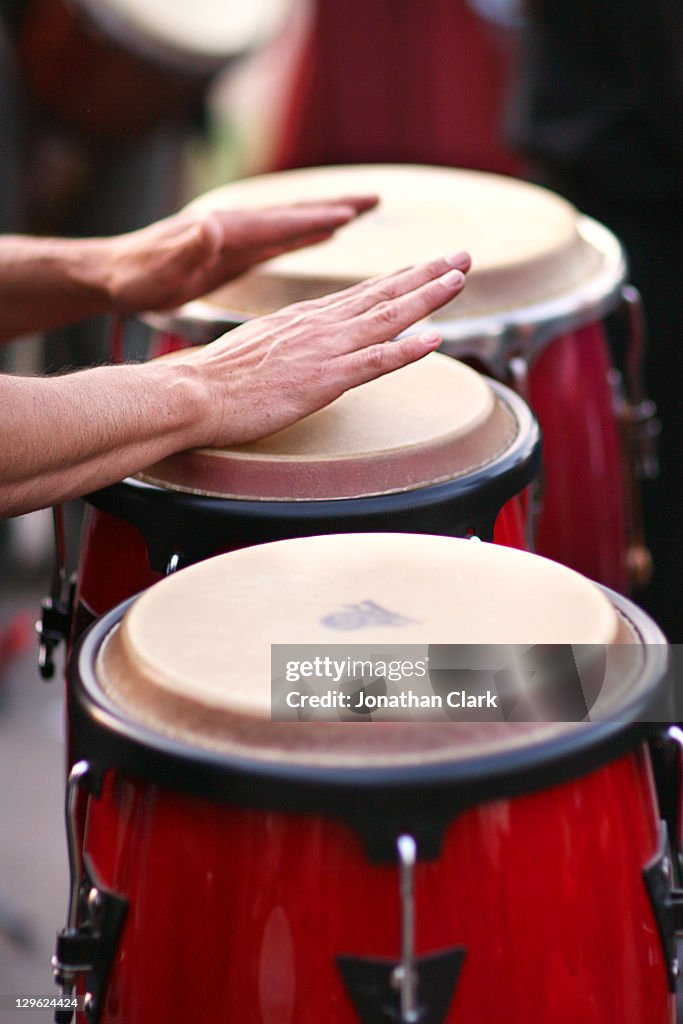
320, 600, 418, 631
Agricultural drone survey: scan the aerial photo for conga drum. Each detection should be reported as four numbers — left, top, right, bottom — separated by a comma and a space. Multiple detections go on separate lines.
72, 352, 540, 636
147, 164, 656, 593
56, 534, 674, 1022
17, 0, 294, 137
270, 0, 523, 176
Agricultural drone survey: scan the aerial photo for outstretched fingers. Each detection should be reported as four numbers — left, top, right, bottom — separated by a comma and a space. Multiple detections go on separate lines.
329, 263, 466, 355
334, 330, 445, 390
205, 201, 370, 251
289, 194, 380, 215
302, 252, 471, 322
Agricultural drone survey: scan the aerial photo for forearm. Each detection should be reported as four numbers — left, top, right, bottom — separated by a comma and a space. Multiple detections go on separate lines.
0, 362, 210, 517
0, 198, 376, 341
0, 251, 470, 518
0, 235, 114, 342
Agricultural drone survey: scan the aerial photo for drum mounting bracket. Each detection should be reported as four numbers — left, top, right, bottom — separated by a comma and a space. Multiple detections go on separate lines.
337, 949, 466, 1024
52, 761, 127, 1023
36, 506, 75, 680
337, 835, 465, 1023
36, 584, 75, 680
643, 820, 683, 993
52, 862, 127, 1023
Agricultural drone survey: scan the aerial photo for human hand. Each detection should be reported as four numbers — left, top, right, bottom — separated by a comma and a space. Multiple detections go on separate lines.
182, 251, 471, 448
102, 196, 379, 314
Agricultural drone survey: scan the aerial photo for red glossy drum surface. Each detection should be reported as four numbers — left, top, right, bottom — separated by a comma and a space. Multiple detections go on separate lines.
158, 164, 638, 593
271, 0, 522, 177
82, 747, 666, 1024
492, 495, 527, 549
65, 535, 672, 1023
77, 494, 528, 623
76, 509, 161, 622
529, 322, 628, 591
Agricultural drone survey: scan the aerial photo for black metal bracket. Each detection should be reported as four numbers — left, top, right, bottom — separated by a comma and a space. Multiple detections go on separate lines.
52, 856, 127, 1023
649, 731, 683, 883
36, 576, 75, 680
619, 284, 661, 482
643, 821, 683, 993
337, 948, 465, 1024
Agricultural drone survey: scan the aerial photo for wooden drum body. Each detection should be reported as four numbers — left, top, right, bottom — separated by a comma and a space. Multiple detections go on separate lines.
150, 164, 646, 592
61, 535, 673, 1023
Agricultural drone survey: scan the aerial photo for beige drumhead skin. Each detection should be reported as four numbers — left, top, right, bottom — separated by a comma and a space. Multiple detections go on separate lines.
185, 165, 604, 321
97, 535, 638, 767
139, 352, 518, 500
86, 0, 293, 57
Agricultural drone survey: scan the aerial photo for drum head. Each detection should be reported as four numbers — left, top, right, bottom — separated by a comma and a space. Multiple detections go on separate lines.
170, 165, 624, 347
137, 352, 521, 500
94, 534, 663, 770
77, 0, 294, 61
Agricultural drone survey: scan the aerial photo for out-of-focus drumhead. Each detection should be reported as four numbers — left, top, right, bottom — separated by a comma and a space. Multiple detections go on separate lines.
78, 0, 293, 59
183, 164, 609, 323
138, 352, 518, 500
96, 534, 649, 768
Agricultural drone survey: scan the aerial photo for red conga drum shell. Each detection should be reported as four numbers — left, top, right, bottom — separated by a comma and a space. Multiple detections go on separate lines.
67, 535, 672, 1023
270, 0, 522, 176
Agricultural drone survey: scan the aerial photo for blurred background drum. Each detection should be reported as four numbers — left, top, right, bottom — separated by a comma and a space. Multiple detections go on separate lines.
147, 164, 656, 594
60, 534, 673, 1022
269, 0, 523, 176
72, 352, 539, 638
16, 0, 295, 138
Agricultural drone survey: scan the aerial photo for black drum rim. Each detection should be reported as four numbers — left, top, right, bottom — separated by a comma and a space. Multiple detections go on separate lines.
88, 380, 539, 510
69, 585, 669, 819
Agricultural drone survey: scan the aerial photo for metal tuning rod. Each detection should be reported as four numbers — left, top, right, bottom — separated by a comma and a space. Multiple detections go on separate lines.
337, 832, 464, 1024
52, 761, 92, 1021
51, 761, 127, 1024
392, 834, 420, 1023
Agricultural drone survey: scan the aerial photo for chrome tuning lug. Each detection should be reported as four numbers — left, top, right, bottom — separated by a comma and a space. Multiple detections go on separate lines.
337, 833, 465, 1024
52, 762, 127, 1023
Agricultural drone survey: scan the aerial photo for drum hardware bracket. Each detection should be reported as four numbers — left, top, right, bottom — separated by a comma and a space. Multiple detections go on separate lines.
337, 948, 465, 1024
166, 551, 182, 575
36, 505, 75, 679
650, 728, 683, 884
611, 284, 660, 587
608, 363, 659, 588
619, 284, 662, 482
506, 355, 530, 402
36, 581, 75, 680
621, 393, 662, 483
348, 815, 449, 864
643, 820, 683, 993
337, 834, 465, 1024
52, 866, 127, 1024
52, 762, 127, 1023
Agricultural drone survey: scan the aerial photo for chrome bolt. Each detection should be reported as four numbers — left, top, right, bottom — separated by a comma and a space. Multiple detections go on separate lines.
87, 888, 102, 916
